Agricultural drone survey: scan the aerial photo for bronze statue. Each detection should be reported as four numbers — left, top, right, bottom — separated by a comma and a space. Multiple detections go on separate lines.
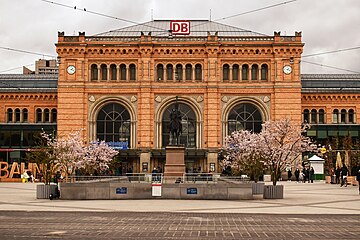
169, 97, 182, 145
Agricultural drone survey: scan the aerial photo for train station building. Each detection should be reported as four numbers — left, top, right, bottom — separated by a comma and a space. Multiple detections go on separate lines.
1, 20, 359, 176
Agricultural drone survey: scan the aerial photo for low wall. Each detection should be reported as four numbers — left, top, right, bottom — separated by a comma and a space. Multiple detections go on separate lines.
60, 181, 253, 200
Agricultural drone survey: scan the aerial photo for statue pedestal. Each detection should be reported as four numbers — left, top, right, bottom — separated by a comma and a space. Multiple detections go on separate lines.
164, 145, 185, 182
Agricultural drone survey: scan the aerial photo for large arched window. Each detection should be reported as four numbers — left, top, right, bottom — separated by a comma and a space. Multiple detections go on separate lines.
311, 109, 317, 124
223, 64, 229, 81
195, 64, 202, 81
44, 109, 50, 123
166, 64, 173, 80
333, 109, 339, 123
7, 108, 13, 123
91, 64, 98, 81
96, 103, 131, 146
51, 109, 57, 123
129, 64, 136, 80
242, 64, 249, 80
175, 64, 182, 81
36, 108, 42, 123
120, 64, 127, 80
23, 108, 28, 123
303, 109, 310, 123
348, 109, 355, 123
15, 108, 21, 123
157, 64, 164, 81
251, 64, 258, 80
185, 64, 192, 80
261, 64, 268, 80
162, 103, 196, 148
110, 64, 117, 80
228, 103, 263, 134
232, 64, 239, 80
318, 109, 325, 124
101, 64, 107, 80
340, 109, 346, 123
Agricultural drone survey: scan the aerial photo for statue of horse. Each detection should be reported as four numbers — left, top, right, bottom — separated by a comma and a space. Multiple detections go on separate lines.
169, 108, 182, 145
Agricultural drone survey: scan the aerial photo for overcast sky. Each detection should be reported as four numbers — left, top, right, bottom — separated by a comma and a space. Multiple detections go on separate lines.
0, 0, 359, 74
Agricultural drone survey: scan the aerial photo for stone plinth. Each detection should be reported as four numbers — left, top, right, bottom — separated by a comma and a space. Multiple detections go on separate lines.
164, 145, 185, 180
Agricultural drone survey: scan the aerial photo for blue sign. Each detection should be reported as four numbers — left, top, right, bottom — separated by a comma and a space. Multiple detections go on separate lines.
116, 187, 127, 194
187, 188, 198, 194
107, 141, 128, 150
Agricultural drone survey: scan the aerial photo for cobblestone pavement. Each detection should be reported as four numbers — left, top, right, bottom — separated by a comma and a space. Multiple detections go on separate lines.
0, 211, 359, 240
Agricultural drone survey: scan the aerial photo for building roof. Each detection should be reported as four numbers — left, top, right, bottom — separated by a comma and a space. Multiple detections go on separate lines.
93, 20, 268, 37
301, 74, 360, 93
0, 74, 58, 92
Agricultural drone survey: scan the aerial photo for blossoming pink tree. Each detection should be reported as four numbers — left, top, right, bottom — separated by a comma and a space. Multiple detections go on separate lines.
41, 130, 118, 179
80, 141, 119, 175
41, 130, 86, 181
223, 130, 264, 182
259, 119, 317, 185
223, 119, 317, 185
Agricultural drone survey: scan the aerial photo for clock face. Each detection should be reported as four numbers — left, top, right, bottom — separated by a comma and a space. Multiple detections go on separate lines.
67, 65, 76, 75
283, 65, 292, 74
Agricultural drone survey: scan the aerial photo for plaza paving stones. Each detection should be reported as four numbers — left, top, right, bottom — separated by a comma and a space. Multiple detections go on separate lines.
0, 181, 359, 239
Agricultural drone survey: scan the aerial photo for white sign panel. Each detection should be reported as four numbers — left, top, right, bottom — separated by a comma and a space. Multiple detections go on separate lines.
170, 20, 190, 35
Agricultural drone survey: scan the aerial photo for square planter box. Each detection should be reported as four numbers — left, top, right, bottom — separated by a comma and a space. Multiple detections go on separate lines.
36, 184, 57, 199
263, 185, 284, 199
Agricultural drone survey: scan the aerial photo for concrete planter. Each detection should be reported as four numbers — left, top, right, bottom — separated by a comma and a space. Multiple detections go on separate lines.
36, 184, 57, 199
263, 185, 284, 199
252, 182, 265, 195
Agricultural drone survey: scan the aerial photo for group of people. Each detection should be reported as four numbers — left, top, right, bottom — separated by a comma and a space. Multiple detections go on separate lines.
288, 167, 315, 183
332, 164, 349, 187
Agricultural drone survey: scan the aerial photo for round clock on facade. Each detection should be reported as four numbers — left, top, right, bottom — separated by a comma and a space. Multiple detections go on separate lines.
67, 65, 76, 74
283, 65, 292, 74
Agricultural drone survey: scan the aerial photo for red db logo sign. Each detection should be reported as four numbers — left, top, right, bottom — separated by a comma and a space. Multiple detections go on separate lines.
170, 20, 190, 35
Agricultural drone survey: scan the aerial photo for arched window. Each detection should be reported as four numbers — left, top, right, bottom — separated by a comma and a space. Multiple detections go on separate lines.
303, 109, 310, 123
251, 64, 258, 80
120, 64, 127, 80
157, 64, 164, 81
185, 64, 192, 80
348, 109, 355, 123
162, 103, 196, 148
15, 108, 21, 123
261, 64, 268, 80
44, 109, 50, 123
175, 64, 182, 81
340, 109, 346, 123
101, 64, 107, 80
36, 108, 42, 123
232, 64, 239, 80
129, 64, 136, 80
110, 64, 117, 80
195, 64, 202, 81
166, 64, 173, 80
318, 109, 325, 124
311, 109, 317, 124
91, 64, 98, 80
223, 64, 229, 81
23, 108, 28, 123
242, 64, 249, 80
7, 108, 13, 123
96, 103, 131, 145
51, 109, 57, 123
228, 103, 263, 134
333, 109, 339, 123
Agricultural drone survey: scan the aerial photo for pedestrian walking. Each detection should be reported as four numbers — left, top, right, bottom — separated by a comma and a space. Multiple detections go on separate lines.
309, 167, 315, 183
340, 164, 348, 187
295, 168, 300, 182
335, 167, 341, 184
287, 169, 292, 182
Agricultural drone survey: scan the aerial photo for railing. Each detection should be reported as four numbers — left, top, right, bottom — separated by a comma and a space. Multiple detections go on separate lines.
60, 173, 250, 184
